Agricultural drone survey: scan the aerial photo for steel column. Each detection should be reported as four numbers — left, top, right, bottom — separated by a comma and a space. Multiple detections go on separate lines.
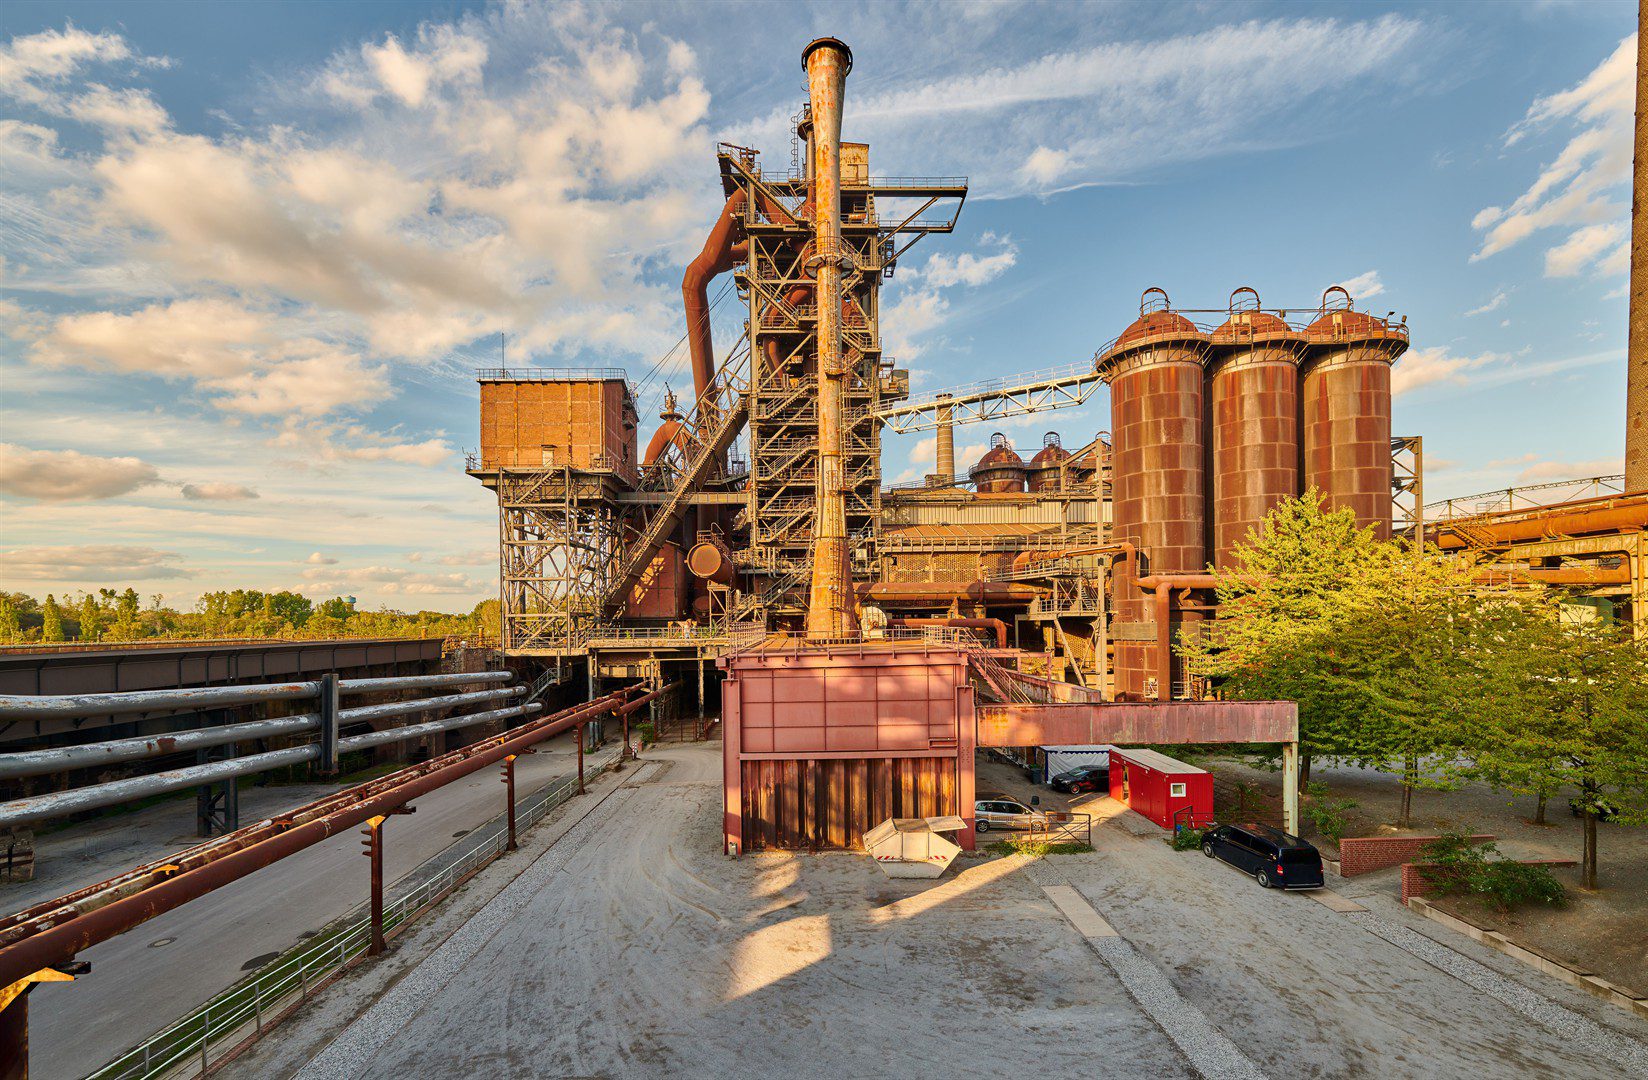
501, 755, 518, 851
361, 816, 385, 955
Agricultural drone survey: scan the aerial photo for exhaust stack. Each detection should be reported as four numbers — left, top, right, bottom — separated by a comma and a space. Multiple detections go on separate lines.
1627, 12, 1647, 492
804, 37, 859, 637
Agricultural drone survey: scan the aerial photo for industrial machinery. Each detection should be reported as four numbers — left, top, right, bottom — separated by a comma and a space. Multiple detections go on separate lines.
465, 39, 1440, 708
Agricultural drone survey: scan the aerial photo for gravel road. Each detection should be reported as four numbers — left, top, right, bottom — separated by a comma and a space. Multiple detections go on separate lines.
271, 744, 1648, 1079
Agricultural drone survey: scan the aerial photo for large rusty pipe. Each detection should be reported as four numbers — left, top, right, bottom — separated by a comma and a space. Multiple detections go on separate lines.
889, 617, 1008, 649
1012, 542, 1136, 573
804, 36, 858, 638
687, 534, 737, 586
0, 690, 636, 942
858, 581, 1046, 605
1432, 497, 1648, 550
0, 671, 513, 722
1628, 2, 1648, 492
0, 699, 539, 829
683, 189, 750, 400
0, 683, 318, 721
1134, 574, 1218, 703
642, 418, 684, 466
0, 693, 630, 987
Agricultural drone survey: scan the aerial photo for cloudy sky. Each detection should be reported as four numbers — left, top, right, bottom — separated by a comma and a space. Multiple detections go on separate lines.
0, 0, 1637, 610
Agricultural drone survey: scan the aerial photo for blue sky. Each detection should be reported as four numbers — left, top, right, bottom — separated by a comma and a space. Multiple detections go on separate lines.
0, 0, 1637, 609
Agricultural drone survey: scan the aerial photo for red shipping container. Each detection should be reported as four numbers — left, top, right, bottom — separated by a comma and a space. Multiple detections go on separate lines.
1108, 748, 1213, 830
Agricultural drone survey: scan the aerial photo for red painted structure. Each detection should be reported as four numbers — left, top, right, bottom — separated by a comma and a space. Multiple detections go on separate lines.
1107, 747, 1213, 830
720, 644, 976, 853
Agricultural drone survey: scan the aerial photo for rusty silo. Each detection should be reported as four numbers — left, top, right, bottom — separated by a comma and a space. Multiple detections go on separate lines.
1027, 432, 1071, 492
1301, 286, 1409, 538
1096, 288, 1212, 699
970, 433, 1028, 493
1207, 288, 1306, 567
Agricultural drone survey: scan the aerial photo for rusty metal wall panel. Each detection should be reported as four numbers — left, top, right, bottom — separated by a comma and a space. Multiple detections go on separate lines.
1302, 347, 1394, 539
976, 699, 1298, 747
1210, 348, 1300, 567
740, 755, 957, 850
1109, 348, 1207, 698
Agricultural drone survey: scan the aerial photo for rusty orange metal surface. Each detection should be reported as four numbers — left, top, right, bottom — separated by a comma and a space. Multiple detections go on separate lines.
720, 644, 975, 852
976, 699, 1297, 748
1102, 291, 1211, 699
803, 36, 858, 638
1209, 296, 1305, 568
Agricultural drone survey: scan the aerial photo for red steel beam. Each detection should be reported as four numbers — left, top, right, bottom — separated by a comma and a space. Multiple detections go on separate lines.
0, 690, 635, 989
976, 700, 1297, 748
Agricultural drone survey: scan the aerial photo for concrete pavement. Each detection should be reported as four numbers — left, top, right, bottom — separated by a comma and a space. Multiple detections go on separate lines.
261, 743, 1648, 1079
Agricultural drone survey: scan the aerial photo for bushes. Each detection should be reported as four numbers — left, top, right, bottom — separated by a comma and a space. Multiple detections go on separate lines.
1169, 827, 1205, 852
1303, 781, 1357, 844
1420, 830, 1566, 913
986, 838, 1094, 857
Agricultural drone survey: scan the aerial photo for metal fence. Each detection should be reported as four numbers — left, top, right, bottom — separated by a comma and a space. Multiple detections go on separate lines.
86, 745, 625, 1080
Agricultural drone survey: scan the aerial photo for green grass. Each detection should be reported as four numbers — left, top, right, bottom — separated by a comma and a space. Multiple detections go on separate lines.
985, 838, 1095, 858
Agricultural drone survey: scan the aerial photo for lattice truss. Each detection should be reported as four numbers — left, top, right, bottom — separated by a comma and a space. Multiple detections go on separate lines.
737, 162, 889, 612
497, 470, 626, 651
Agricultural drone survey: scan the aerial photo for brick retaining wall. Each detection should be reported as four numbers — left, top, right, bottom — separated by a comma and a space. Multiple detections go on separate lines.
1338, 834, 1494, 877
1400, 859, 1579, 905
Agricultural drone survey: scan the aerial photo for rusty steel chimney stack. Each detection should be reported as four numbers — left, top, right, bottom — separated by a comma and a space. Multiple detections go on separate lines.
804, 37, 858, 637
1627, 3, 1648, 492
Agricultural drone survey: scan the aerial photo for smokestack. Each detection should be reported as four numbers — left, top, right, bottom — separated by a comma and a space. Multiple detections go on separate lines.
804, 37, 858, 637
1627, 5, 1647, 491
936, 393, 955, 479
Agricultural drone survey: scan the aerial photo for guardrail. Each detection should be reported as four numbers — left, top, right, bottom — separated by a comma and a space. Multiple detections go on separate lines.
84, 745, 625, 1080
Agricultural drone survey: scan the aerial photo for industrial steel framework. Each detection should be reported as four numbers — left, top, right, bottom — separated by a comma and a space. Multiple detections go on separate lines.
728, 142, 967, 615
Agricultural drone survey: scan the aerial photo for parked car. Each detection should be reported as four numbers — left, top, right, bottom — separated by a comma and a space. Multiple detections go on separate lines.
1201, 823, 1325, 890
1049, 766, 1108, 795
974, 797, 1047, 833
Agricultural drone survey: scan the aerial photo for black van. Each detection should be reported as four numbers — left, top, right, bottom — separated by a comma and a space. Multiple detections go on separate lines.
1202, 824, 1325, 890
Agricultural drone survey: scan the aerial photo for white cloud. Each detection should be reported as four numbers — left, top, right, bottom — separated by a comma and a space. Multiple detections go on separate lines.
180, 482, 259, 501
306, 552, 339, 565
1471, 34, 1634, 280
323, 25, 487, 109
730, 14, 1429, 198
0, 26, 133, 101
1390, 347, 1503, 396
1335, 270, 1385, 300
884, 235, 1017, 361
1465, 291, 1507, 316
1514, 457, 1623, 483
1543, 221, 1626, 277
0, 443, 159, 501
33, 298, 387, 417
0, 544, 191, 581
301, 564, 479, 595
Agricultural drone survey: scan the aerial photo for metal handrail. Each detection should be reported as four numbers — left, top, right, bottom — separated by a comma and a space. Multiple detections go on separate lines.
474, 367, 629, 382
1423, 474, 1628, 521
84, 746, 625, 1080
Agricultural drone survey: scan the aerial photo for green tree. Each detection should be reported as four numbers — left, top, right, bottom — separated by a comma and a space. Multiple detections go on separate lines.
77, 593, 105, 642
1181, 492, 1477, 825
0, 595, 20, 643
1458, 596, 1648, 889
41, 595, 64, 642
109, 587, 144, 641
